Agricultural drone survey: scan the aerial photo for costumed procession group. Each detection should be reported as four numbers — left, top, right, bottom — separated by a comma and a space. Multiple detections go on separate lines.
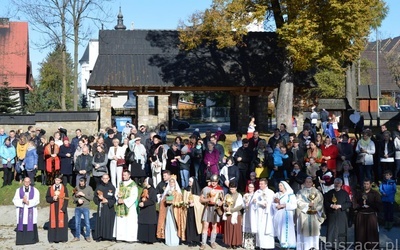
3, 115, 397, 249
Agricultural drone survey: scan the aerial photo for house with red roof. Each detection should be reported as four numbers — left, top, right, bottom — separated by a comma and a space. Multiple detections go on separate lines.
0, 18, 33, 109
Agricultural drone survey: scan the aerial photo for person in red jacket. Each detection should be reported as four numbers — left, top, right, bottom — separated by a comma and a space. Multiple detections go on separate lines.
321, 136, 338, 177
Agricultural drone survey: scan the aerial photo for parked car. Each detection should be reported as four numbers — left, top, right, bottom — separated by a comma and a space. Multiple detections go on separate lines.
379, 105, 398, 112
171, 118, 190, 131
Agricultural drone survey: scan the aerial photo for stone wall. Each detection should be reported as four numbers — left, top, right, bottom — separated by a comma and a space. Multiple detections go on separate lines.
136, 94, 169, 130
1, 121, 99, 137
0, 111, 99, 136
98, 94, 112, 130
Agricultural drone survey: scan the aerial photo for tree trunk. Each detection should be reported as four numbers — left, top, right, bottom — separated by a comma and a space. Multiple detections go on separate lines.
73, 27, 79, 111
276, 68, 294, 132
61, 5, 67, 111
61, 46, 67, 110
346, 63, 357, 110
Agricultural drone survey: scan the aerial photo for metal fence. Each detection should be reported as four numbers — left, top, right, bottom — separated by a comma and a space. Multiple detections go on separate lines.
174, 107, 230, 122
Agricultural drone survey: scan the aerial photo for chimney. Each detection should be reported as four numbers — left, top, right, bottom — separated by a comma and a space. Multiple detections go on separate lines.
0, 18, 10, 28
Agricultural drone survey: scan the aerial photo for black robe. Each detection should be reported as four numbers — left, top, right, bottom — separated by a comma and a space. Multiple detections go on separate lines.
324, 189, 352, 249
354, 189, 382, 250
138, 186, 157, 243
16, 224, 39, 245
156, 180, 168, 195
46, 187, 69, 243
185, 178, 202, 244
93, 181, 116, 241
36, 142, 46, 171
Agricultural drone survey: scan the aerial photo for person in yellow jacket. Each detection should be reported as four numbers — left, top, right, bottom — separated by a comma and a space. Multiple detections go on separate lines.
16, 135, 29, 183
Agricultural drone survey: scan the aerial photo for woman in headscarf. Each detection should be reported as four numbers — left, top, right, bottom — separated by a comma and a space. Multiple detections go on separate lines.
156, 175, 183, 246
222, 182, 243, 249
149, 135, 165, 187
220, 157, 240, 194
272, 181, 297, 249
138, 177, 157, 244
183, 177, 204, 247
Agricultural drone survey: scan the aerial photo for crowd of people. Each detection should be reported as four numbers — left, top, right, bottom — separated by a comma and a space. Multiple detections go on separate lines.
2, 117, 398, 249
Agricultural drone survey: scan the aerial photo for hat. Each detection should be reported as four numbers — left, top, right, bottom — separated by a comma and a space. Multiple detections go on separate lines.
139, 124, 146, 128
133, 137, 141, 142
181, 146, 189, 154
63, 136, 69, 141
195, 128, 199, 132
293, 138, 300, 143
210, 174, 219, 182
107, 129, 114, 135
217, 127, 222, 131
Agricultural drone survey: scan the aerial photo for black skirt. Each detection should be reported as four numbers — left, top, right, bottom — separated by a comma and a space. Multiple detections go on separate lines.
130, 161, 147, 178
137, 224, 157, 243
16, 224, 39, 245
186, 207, 201, 243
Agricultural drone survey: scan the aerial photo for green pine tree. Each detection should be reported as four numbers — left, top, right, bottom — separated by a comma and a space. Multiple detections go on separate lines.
79, 94, 88, 109
0, 82, 21, 114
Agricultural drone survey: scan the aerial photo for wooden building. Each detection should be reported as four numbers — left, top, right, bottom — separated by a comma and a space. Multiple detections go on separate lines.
87, 12, 299, 131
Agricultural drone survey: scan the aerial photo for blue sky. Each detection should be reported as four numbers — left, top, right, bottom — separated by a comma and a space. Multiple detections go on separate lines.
2, 0, 399, 78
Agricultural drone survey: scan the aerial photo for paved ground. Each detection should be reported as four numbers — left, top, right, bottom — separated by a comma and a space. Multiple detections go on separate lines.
0, 205, 398, 249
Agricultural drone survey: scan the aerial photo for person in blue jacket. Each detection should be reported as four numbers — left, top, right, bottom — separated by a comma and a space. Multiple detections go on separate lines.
22, 141, 38, 186
1, 137, 16, 187
379, 170, 397, 230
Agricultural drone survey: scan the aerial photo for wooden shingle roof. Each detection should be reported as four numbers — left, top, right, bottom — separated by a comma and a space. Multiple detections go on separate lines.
87, 30, 288, 91
361, 37, 400, 91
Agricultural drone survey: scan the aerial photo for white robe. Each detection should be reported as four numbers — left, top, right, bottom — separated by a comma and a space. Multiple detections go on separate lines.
242, 192, 257, 234
272, 192, 297, 248
296, 187, 325, 250
113, 180, 138, 242
12, 187, 40, 225
253, 188, 275, 249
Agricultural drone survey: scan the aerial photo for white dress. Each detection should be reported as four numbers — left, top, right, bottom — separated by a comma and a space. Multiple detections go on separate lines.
113, 180, 138, 242
165, 205, 179, 246
242, 192, 257, 249
272, 190, 297, 248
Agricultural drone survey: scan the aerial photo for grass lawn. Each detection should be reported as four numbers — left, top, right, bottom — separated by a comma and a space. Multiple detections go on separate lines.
0, 172, 143, 211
